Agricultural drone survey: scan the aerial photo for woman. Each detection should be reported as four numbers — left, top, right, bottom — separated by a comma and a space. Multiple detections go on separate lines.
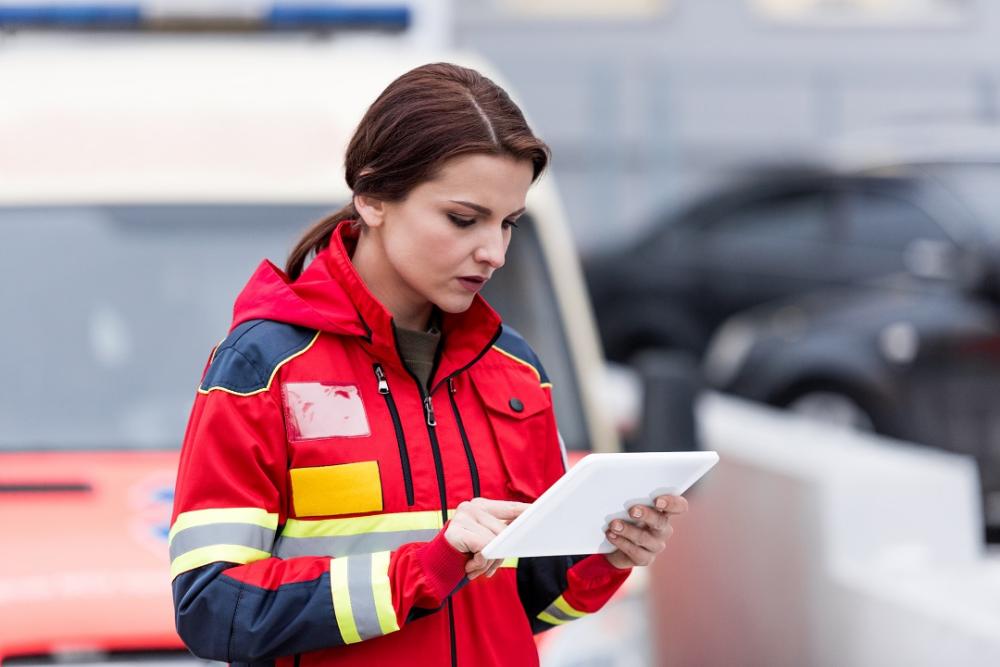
169, 62, 686, 667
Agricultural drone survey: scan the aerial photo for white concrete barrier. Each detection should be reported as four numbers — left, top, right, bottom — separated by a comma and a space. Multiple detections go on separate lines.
650, 393, 1000, 667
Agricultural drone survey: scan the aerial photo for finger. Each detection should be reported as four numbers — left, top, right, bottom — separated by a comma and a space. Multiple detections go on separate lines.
468, 550, 488, 570
485, 559, 503, 578
609, 519, 666, 553
471, 505, 511, 536
474, 498, 532, 521
654, 495, 688, 514
630, 505, 670, 533
465, 563, 488, 580
458, 522, 498, 554
606, 529, 654, 567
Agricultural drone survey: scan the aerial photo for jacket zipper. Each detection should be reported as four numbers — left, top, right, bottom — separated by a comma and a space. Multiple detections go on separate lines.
391, 332, 457, 667
391, 322, 502, 667
416, 384, 457, 667
448, 378, 480, 498
374, 363, 415, 506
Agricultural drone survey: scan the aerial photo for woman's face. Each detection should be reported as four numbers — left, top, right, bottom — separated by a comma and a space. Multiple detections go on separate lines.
356, 153, 534, 326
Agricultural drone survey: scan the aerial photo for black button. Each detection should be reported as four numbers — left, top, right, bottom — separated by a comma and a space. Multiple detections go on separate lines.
509, 398, 524, 412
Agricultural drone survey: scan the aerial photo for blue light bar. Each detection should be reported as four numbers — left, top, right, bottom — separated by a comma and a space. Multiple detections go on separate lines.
268, 4, 410, 30
0, 4, 141, 27
0, 3, 410, 30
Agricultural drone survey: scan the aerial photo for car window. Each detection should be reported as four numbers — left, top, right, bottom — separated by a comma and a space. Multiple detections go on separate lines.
0, 206, 587, 452
703, 191, 831, 243
840, 189, 948, 249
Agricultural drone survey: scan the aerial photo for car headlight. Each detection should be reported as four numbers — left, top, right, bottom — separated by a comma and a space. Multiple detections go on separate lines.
703, 317, 758, 388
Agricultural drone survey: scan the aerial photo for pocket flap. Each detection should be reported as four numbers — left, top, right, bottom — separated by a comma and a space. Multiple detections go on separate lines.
475, 369, 550, 419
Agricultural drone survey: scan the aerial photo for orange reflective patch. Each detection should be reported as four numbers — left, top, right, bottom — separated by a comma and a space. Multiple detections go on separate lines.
290, 461, 383, 517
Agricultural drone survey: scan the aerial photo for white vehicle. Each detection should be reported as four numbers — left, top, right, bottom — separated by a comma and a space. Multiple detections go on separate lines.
0, 9, 621, 663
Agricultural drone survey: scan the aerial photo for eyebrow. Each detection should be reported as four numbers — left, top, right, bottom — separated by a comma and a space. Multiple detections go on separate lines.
449, 200, 526, 218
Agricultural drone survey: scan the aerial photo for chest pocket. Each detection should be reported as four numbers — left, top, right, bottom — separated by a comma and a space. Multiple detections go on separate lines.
474, 372, 557, 502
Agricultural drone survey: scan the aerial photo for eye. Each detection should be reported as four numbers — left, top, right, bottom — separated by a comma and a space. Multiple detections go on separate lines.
502, 219, 520, 231
448, 213, 477, 228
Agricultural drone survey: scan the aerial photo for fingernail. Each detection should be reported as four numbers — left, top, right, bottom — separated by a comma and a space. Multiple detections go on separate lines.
656, 498, 667, 510
613, 521, 624, 532
630, 507, 642, 519
608, 532, 618, 541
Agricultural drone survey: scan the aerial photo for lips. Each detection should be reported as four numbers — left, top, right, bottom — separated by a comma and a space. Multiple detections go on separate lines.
457, 275, 488, 292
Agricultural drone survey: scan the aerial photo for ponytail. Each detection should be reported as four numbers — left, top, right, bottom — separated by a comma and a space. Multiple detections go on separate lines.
285, 202, 358, 280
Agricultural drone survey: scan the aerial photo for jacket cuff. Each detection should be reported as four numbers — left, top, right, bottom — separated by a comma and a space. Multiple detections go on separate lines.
417, 525, 469, 602
571, 553, 632, 589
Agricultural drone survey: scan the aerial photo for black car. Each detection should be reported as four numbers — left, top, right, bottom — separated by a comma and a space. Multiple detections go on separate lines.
702, 265, 1000, 538
586, 161, 996, 362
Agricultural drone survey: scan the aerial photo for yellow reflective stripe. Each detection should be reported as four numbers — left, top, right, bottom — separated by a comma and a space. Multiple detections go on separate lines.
283, 510, 443, 538
371, 551, 399, 636
553, 595, 588, 619
537, 610, 569, 626
198, 331, 321, 396
330, 558, 362, 644
169, 507, 279, 544
169, 545, 271, 578
501, 557, 519, 568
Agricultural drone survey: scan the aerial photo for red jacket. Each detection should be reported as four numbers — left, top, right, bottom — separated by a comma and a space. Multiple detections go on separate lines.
170, 221, 630, 667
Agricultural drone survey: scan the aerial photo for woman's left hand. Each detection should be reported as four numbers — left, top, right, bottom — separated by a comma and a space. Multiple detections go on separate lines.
605, 494, 688, 569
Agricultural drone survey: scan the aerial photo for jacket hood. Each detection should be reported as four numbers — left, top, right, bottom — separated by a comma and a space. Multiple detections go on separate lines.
230, 223, 369, 338
229, 220, 503, 385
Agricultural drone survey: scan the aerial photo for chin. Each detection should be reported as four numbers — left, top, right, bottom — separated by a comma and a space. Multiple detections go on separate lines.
434, 294, 476, 314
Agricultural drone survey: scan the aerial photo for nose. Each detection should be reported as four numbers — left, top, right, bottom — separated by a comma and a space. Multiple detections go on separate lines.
473, 227, 507, 270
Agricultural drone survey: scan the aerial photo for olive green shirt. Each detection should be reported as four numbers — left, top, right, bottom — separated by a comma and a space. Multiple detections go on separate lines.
393, 313, 441, 391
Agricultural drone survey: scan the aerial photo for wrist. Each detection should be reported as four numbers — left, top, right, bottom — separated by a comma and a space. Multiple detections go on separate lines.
417, 523, 471, 602
603, 551, 634, 571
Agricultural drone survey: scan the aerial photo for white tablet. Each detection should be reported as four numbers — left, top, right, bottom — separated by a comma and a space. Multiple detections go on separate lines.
481, 451, 718, 559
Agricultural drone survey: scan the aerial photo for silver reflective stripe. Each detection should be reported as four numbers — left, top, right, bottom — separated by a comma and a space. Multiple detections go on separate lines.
540, 602, 578, 624
273, 529, 438, 559
168, 522, 276, 561
347, 553, 382, 641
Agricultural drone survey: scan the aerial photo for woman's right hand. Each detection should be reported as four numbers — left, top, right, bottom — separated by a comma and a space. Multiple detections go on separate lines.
445, 498, 530, 580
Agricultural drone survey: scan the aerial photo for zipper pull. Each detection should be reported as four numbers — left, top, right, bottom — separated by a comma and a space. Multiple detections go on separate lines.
374, 364, 389, 395
448, 378, 457, 394
423, 395, 437, 426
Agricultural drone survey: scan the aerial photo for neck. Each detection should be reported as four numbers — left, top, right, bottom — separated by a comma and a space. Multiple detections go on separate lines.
351, 228, 433, 331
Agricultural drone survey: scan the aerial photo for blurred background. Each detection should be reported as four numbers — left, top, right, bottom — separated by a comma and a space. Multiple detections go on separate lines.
2, 0, 1000, 665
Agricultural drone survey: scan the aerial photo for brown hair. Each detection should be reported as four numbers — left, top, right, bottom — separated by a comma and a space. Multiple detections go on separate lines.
285, 62, 551, 280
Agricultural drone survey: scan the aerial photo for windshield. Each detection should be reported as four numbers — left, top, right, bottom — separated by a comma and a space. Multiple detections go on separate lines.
922, 163, 1000, 237
1, 205, 586, 451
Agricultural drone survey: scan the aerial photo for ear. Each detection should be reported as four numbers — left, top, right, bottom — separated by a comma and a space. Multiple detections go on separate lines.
354, 194, 387, 229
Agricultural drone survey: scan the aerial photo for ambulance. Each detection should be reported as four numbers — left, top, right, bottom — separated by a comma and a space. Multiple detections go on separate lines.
0, 4, 623, 663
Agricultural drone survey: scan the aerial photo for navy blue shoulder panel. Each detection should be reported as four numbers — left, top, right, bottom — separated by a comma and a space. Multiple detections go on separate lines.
494, 324, 550, 385
200, 319, 317, 393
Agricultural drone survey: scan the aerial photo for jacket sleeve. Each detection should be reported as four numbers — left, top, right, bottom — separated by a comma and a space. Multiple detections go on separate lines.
170, 348, 468, 663
515, 553, 631, 634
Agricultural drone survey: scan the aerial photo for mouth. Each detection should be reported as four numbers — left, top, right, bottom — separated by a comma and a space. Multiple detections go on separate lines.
457, 275, 488, 293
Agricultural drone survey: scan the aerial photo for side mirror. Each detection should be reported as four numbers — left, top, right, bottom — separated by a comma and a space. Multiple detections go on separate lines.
625, 350, 703, 453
